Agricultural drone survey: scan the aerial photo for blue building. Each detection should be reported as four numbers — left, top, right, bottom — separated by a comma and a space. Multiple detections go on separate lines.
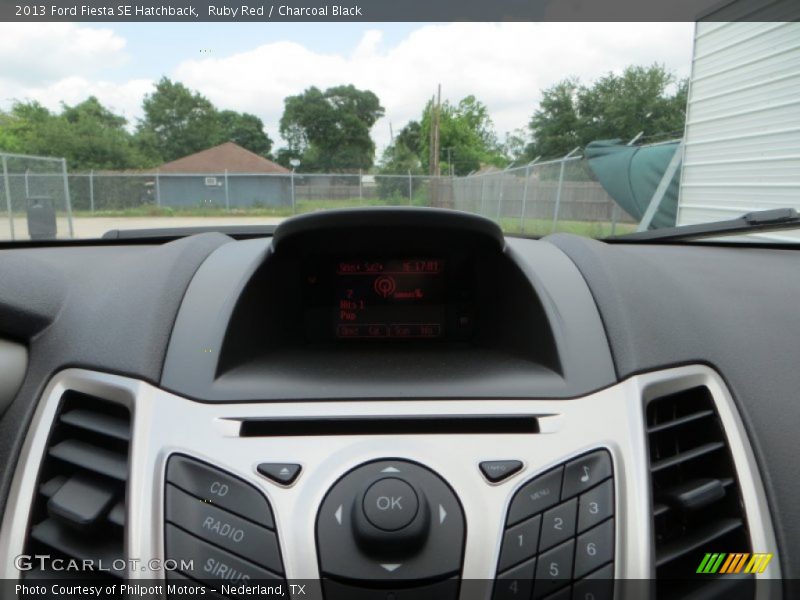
157, 142, 292, 209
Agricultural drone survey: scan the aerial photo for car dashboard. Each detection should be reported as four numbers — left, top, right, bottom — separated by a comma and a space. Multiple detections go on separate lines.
0, 207, 796, 600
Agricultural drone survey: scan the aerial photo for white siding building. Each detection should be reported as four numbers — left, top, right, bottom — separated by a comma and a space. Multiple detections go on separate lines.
678, 19, 800, 239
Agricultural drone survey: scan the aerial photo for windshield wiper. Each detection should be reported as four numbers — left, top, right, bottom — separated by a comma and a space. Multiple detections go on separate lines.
612, 208, 800, 242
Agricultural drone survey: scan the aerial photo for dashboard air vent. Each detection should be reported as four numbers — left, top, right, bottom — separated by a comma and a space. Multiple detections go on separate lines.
23, 390, 130, 580
646, 386, 752, 598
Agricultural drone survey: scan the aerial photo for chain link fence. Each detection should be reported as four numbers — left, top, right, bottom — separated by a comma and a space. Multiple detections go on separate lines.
64, 171, 453, 214
2, 152, 637, 240
452, 155, 636, 237
1, 152, 74, 241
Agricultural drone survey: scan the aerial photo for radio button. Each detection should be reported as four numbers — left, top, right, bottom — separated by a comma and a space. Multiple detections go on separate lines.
165, 484, 282, 573
167, 455, 274, 529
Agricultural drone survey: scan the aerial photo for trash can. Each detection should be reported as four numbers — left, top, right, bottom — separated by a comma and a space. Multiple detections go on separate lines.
27, 196, 57, 240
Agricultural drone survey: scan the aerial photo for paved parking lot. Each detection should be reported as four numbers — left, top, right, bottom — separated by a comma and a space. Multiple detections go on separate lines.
0, 216, 287, 241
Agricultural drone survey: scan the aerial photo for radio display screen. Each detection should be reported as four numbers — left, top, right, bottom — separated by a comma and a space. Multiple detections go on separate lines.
333, 258, 445, 339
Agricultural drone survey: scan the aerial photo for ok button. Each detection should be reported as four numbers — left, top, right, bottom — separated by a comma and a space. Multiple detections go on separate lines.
363, 478, 419, 531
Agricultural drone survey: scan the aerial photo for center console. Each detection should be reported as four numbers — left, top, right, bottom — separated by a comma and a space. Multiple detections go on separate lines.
0, 211, 779, 600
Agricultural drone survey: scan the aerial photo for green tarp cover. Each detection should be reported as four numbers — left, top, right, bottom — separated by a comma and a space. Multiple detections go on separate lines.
585, 139, 680, 230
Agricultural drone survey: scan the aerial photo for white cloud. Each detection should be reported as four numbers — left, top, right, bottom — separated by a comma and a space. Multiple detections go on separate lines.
174, 22, 694, 151
0, 22, 694, 152
0, 23, 142, 122
0, 75, 152, 125
0, 23, 127, 86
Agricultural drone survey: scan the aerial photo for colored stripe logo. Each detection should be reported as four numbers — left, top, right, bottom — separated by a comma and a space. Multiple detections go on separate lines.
697, 553, 773, 574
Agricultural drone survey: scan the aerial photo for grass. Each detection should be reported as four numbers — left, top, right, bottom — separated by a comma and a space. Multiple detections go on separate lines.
499, 217, 637, 238
70, 197, 396, 219
61, 200, 637, 239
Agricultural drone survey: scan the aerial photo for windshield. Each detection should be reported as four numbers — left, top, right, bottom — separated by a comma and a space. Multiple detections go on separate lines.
1, 21, 798, 243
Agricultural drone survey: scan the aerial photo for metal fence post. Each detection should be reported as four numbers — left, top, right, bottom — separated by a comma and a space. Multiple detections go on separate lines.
551, 147, 580, 233
479, 176, 487, 216
408, 171, 413, 205
24, 168, 30, 198
155, 170, 161, 207
358, 169, 363, 202
519, 156, 540, 234
89, 170, 95, 213
61, 158, 74, 239
496, 169, 509, 222
610, 203, 620, 236
224, 169, 230, 210
519, 167, 530, 233
291, 170, 296, 213
2, 156, 14, 241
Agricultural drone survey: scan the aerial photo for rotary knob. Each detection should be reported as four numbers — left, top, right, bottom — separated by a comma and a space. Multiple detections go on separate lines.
316, 459, 464, 583
353, 477, 430, 556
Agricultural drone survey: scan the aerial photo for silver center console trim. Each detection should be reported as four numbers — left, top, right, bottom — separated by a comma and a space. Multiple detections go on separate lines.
0, 365, 781, 599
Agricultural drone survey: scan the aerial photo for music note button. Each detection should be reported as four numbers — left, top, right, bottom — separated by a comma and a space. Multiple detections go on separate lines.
562, 451, 612, 499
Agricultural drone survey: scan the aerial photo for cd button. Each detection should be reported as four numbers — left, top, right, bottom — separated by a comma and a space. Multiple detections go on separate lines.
166, 455, 274, 529
165, 484, 282, 573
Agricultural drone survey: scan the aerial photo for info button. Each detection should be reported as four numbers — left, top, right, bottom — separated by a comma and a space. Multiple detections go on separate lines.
363, 478, 419, 531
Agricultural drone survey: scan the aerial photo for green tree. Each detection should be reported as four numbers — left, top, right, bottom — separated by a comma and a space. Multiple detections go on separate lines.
216, 110, 273, 157
59, 97, 148, 169
376, 142, 423, 199
0, 110, 24, 153
577, 64, 687, 143
419, 95, 506, 176
502, 128, 529, 164
278, 84, 384, 172
136, 77, 222, 163
395, 121, 422, 156
0, 98, 145, 170
527, 65, 688, 159
526, 78, 582, 159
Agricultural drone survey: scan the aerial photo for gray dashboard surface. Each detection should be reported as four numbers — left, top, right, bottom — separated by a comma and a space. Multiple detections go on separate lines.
548, 233, 800, 583
160, 236, 616, 400
0, 232, 230, 521
0, 228, 797, 590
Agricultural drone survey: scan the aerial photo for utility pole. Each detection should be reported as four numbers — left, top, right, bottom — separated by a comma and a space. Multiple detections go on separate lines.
443, 147, 454, 177
433, 84, 441, 177
428, 95, 435, 175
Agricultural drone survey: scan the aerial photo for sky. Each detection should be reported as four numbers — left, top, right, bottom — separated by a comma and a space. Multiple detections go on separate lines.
0, 22, 695, 154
